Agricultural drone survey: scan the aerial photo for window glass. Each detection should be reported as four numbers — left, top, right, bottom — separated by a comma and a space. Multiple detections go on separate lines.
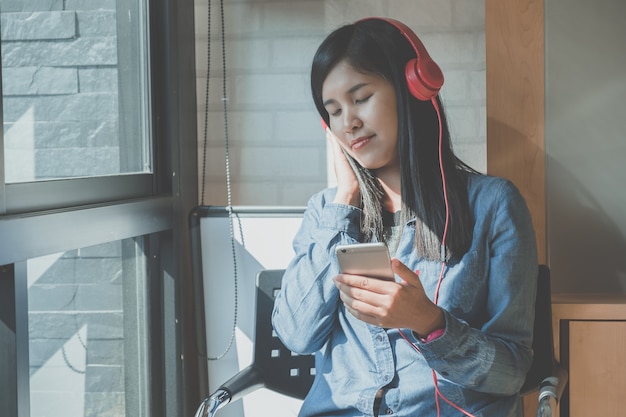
27, 238, 150, 417
1, 1, 152, 182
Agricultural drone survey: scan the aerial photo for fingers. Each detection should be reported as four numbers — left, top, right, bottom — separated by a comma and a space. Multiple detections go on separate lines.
335, 260, 422, 292
334, 273, 390, 325
333, 274, 388, 311
335, 261, 441, 332
326, 128, 347, 162
326, 130, 361, 206
334, 273, 389, 294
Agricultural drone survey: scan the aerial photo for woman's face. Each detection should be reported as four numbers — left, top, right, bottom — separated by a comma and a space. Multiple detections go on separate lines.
322, 60, 399, 173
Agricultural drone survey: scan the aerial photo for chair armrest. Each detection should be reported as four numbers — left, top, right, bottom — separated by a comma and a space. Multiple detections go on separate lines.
536, 365, 568, 417
218, 364, 265, 403
194, 364, 266, 417
538, 365, 568, 403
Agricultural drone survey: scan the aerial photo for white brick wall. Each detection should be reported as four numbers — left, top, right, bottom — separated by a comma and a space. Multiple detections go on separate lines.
195, 0, 485, 206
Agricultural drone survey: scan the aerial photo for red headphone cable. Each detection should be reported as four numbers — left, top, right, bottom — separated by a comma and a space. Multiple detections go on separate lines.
397, 98, 476, 417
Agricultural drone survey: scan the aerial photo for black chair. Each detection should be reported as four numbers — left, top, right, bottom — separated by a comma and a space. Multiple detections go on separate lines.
195, 266, 567, 417
194, 269, 314, 417
520, 265, 569, 416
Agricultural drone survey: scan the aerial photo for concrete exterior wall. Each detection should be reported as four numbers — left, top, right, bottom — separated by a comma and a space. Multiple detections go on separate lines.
27, 243, 128, 417
2, 1, 121, 182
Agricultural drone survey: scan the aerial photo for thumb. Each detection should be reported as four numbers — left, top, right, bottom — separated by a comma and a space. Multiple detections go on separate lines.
391, 258, 423, 289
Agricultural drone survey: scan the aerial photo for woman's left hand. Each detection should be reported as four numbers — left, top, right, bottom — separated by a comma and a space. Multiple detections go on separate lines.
333, 258, 444, 337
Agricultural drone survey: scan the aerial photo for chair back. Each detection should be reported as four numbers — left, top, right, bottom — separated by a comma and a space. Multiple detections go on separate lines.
521, 265, 557, 395
253, 269, 315, 399
251, 267, 554, 398
206, 265, 565, 417
248, 266, 557, 396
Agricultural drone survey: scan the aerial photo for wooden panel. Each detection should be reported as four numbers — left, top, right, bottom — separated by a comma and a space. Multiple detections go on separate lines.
522, 395, 539, 417
485, 0, 546, 262
552, 293, 626, 361
552, 296, 626, 414
486, 3, 546, 415
569, 321, 626, 417
486, 3, 546, 416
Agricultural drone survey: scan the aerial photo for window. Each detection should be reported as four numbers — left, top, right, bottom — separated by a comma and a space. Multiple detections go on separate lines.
28, 239, 149, 417
1, 1, 155, 213
1, 1, 152, 183
0, 0, 199, 416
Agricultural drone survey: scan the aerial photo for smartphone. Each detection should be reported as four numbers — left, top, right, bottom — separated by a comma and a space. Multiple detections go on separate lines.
335, 242, 395, 281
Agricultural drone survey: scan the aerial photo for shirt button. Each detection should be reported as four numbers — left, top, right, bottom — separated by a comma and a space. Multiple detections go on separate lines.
377, 335, 384, 342
385, 408, 393, 414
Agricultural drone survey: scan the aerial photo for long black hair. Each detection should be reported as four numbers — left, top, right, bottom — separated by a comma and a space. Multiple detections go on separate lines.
311, 18, 478, 260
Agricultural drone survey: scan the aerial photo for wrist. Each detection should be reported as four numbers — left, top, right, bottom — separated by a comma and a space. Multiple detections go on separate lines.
333, 191, 361, 207
418, 327, 445, 343
415, 306, 445, 341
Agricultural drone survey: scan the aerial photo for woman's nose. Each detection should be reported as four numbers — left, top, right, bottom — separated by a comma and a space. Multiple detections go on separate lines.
342, 112, 362, 133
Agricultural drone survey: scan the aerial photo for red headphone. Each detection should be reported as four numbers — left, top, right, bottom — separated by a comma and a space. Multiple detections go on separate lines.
357, 17, 444, 101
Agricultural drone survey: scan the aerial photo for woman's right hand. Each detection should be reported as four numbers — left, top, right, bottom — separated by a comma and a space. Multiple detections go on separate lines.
326, 127, 361, 207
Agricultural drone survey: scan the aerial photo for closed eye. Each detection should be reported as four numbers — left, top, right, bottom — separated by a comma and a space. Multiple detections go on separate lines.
355, 94, 372, 105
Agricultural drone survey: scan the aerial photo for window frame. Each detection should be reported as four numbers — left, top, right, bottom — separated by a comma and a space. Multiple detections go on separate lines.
0, 0, 155, 212
2, 175, 154, 214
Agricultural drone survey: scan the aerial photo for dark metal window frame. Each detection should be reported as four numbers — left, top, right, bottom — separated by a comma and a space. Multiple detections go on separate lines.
0, 1, 201, 417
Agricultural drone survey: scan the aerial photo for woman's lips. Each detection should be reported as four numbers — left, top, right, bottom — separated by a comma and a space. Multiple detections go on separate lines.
350, 136, 372, 150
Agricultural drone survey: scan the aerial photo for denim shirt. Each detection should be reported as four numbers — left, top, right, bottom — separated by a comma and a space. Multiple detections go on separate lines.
272, 173, 538, 417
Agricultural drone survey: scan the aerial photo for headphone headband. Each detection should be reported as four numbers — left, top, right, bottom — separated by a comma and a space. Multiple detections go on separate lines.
356, 17, 444, 101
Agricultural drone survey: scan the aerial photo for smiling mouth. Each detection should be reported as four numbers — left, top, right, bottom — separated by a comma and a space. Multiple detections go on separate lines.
350, 136, 372, 150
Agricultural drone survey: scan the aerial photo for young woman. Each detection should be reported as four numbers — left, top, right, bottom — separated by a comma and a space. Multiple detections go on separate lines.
272, 17, 538, 417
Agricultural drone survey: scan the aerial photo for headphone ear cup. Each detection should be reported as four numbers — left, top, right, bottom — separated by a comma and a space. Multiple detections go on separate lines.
405, 57, 444, 101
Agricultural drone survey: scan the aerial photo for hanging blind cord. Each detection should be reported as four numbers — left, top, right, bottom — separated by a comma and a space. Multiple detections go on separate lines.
201, 0, 242, 361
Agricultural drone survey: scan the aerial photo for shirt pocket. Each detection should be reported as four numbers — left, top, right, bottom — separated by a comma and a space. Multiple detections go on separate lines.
438, 250, 487, 319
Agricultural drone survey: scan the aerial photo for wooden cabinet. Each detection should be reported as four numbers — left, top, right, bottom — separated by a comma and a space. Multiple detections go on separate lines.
552, 294, 626, 417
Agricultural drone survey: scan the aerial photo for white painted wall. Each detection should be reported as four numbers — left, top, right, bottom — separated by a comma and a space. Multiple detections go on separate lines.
195, 0, 486, 207
545, 0, 626, 293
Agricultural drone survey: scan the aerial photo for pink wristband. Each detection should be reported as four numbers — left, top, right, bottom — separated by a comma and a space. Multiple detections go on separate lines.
420, 328, 445, 343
